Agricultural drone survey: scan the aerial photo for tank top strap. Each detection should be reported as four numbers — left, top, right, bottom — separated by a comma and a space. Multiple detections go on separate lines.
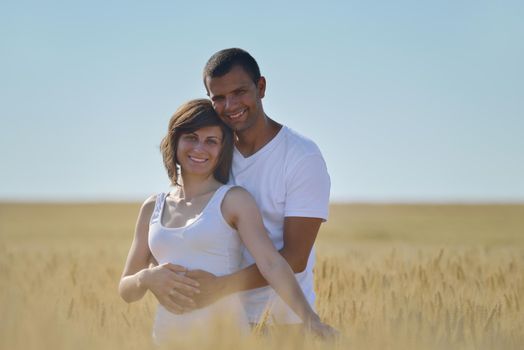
150, 192, 167, 225
205, 185, 234, 213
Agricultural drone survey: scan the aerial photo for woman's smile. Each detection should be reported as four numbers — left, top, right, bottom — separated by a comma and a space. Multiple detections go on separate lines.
188, 155, 207, 162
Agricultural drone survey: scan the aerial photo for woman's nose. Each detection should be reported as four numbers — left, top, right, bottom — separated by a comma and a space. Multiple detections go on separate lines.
192, 140, 207, 152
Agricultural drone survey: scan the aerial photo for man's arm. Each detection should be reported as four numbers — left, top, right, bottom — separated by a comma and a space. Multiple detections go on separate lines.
186, 217, 322, 307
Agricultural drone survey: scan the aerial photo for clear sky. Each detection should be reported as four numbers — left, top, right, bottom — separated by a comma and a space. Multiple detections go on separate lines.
1, 0, 523, 202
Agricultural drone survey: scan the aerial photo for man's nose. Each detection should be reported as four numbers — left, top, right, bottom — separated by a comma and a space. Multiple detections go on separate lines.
225, 95, 238, 111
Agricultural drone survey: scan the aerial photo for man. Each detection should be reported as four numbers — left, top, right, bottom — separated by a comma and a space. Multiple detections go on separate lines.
151, 48, 331, 327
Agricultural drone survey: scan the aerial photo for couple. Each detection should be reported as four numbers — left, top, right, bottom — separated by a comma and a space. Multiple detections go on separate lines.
119, 48, 335, 344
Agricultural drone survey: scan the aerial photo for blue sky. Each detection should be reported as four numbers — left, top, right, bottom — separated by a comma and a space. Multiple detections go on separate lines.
1, 0, 523, 202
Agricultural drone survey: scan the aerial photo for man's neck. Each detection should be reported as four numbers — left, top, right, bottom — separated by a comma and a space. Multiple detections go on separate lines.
236, 116, 282, 157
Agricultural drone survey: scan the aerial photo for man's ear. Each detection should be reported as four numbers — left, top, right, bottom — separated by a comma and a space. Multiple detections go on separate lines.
257, 76, 266, 99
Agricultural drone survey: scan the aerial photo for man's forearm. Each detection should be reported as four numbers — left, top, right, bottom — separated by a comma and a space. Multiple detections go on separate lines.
219, 248, 304, 295
219, 263, 266, 294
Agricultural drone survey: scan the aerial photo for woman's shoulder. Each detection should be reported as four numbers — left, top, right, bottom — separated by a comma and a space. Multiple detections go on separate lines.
222, 186, 258, 215
142, 194, 158, 207
223, 185, 253, 201
221, 186, 263, 229
138, 193, 163, 218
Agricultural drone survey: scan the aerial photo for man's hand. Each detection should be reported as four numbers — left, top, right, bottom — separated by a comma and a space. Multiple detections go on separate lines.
140, 263, 200, 314
185, 269, 227, 308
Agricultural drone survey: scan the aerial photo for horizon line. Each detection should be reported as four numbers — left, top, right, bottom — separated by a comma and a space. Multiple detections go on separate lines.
1, 198, 523, 205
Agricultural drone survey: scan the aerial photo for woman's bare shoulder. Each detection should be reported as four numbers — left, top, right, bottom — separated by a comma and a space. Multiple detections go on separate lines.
224, 186, 255, 203
222, 186, 259, 219
138, 194, 159, 218
142, 194, 157, 208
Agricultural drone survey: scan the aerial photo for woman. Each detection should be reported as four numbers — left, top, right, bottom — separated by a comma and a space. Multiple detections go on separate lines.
119, 99, 334, 344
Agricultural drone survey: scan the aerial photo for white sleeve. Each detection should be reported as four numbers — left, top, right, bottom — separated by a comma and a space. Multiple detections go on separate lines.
284, 153, 331, 221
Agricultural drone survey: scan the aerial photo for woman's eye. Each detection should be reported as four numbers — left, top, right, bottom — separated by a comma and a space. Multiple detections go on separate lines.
206, 139, 218, 145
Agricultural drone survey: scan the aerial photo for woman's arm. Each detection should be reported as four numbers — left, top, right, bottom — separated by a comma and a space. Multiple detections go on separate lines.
118, 195, 157, 302
222, 187, 336, 336
118, 195, 198, 313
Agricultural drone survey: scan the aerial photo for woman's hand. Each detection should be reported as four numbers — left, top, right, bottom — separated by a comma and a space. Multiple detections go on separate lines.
140, 263, 200, 314
304, 314, 339, 340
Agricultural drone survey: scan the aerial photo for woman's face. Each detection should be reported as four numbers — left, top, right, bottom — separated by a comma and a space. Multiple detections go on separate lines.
176, 125, 223, 178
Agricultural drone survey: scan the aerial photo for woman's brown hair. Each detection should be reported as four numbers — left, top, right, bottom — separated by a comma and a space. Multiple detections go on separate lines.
160, 99, 233, 185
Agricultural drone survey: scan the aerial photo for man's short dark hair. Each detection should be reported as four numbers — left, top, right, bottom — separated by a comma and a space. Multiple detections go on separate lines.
203, 48, 261, 87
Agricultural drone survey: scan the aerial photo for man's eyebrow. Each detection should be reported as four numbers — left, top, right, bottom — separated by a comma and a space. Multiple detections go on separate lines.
234, 83, 251, 90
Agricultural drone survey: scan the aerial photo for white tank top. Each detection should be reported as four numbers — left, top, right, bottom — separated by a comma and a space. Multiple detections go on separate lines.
148, 185, 247, 344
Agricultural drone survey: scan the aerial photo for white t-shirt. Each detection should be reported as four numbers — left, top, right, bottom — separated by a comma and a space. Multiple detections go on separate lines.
229, 125, 331, 324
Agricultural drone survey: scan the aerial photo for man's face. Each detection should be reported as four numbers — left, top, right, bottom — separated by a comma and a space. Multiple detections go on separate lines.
205, 65, 265, 133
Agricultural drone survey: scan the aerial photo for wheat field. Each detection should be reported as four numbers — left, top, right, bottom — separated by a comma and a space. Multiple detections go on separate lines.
1, 203, 523, 349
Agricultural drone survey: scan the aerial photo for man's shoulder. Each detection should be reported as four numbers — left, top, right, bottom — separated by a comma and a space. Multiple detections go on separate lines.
280, 125, 323, 158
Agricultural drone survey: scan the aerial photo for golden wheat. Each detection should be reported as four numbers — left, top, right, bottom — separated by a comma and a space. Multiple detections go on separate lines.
0, 203, 523, 349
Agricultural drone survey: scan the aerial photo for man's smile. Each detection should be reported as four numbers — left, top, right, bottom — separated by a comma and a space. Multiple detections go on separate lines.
227, 108, 247, 120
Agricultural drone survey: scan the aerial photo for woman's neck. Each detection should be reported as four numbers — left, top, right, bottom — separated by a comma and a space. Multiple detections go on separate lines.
176, 174, 221, 201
